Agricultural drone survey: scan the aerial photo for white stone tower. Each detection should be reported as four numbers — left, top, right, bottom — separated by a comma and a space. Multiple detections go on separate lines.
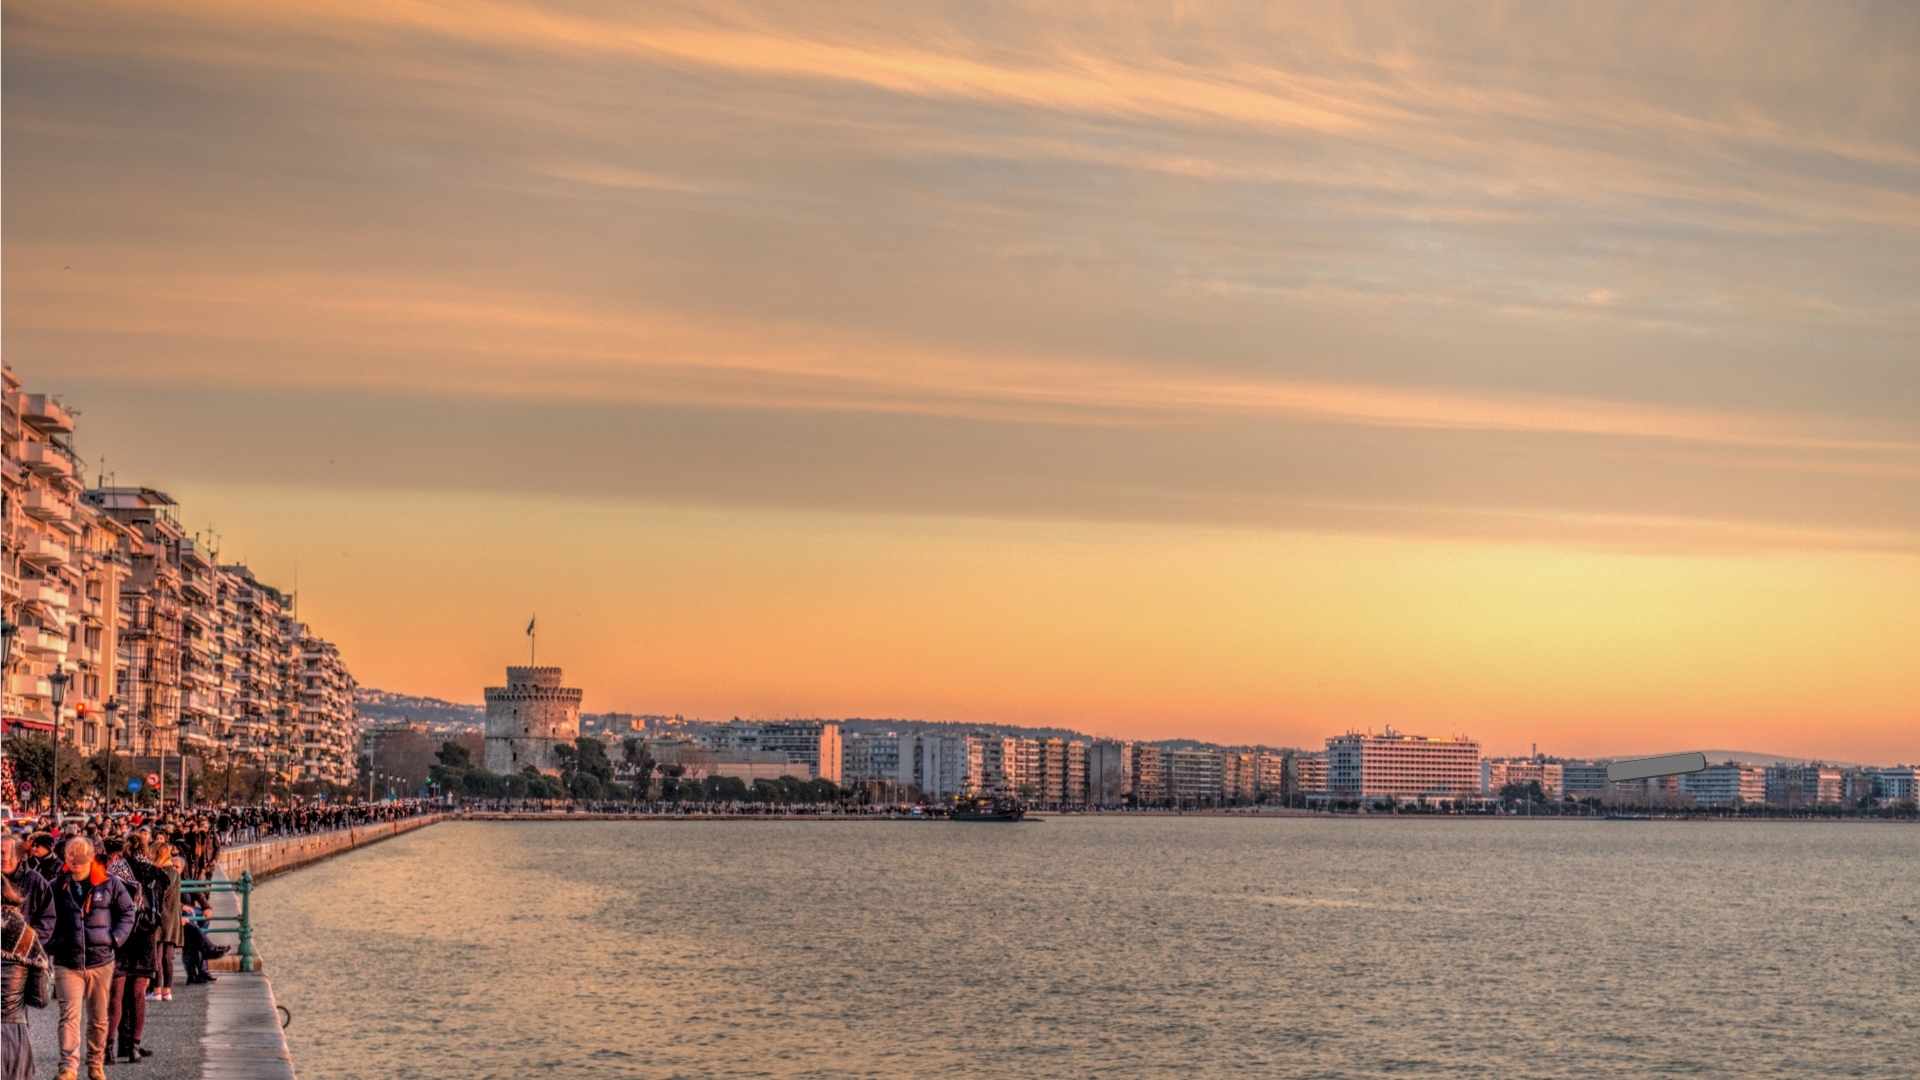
483, 666, 583, 775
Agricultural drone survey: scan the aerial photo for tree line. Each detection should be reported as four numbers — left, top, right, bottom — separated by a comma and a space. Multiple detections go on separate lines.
427, 736, 843, 804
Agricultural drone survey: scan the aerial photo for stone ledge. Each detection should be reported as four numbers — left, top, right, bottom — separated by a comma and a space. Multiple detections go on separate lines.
202, 973, 296, 1080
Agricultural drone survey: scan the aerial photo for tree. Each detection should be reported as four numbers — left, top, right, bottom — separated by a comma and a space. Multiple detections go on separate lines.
3, 734, 92, 810
372, 729, 437, 795
705, 774, 749, 802
571, 737, 615, 784
621, 737, 655, 799
1500, 780, 1545, 806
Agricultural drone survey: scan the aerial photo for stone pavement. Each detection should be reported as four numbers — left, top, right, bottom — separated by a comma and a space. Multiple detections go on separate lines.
25, 961, 208, 1080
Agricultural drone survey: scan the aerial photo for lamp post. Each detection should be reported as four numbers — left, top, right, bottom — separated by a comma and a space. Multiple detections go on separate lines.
102, 699, 120, 808
47, 666, 70, 822
1, 621, 13, 805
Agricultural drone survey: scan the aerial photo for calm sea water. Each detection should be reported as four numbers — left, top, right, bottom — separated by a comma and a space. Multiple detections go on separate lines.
254, 817, 1918, 1079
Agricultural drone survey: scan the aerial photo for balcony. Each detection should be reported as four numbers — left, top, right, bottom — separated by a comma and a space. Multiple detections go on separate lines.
21, 489, 73, 522
6, 673, 50, 701
20, 394, 75, 434
19, 533, 70, 566
20, 442, 74, 479
19, 626, 69, 657
20, 578, 69, 610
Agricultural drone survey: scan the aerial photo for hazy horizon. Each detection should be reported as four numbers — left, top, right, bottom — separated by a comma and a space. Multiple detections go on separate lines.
6, 1, 1917, 761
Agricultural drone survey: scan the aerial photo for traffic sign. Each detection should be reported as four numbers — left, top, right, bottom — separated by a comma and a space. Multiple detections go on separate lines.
127, 778, 143, 793
146, 773, 161, 787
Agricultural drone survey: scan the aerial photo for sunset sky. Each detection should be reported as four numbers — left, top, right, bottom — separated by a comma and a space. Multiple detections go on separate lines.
5, 1, 1917, 761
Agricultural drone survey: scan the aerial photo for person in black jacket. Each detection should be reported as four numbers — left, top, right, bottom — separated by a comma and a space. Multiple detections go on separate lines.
23, 835, 60, 885
48, 836, 134, 1080
105, 837, 168, 1064
2, 837, 54, 946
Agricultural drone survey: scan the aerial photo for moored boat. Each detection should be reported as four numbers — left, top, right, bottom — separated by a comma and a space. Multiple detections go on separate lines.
948, 798, 1027, 822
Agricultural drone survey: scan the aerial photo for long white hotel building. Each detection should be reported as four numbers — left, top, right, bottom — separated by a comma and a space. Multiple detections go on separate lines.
1326, 729, 1482, 802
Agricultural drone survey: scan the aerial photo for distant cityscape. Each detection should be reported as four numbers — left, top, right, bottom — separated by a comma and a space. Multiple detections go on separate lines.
361, 686, 1919, 812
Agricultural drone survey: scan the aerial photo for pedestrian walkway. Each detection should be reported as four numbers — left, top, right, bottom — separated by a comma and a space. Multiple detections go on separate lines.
24, 960, 207, 1080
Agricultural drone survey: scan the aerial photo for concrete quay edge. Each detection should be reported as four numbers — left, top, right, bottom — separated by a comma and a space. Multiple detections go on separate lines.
197, 812, 451, 1078
215, 811, 452, 883
200, 973, 296, 1080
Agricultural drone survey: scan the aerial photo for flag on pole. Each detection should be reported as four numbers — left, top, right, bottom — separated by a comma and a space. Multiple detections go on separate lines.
526, 616, 536, 636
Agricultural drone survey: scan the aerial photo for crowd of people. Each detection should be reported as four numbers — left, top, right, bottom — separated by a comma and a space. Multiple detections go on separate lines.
2, 799, 439, 1080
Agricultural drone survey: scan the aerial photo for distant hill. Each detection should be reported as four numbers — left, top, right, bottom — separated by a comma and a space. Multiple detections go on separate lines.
355, 688, 485, 730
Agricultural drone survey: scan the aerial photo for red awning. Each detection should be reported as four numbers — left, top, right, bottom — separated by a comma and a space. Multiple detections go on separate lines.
2, 715, 56, 733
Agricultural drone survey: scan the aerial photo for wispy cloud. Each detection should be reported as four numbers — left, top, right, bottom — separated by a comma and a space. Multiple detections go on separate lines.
6, 0, 1918, 550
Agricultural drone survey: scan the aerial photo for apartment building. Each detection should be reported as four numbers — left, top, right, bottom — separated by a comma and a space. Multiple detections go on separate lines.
1326, 729, 1481, 802
1766, 764, 1842, 807
920, 733, 984, 799
93, 487, 188, 758
2, 372, 135, 755
842, 731, 914, 788
3, 367, 362, 797
1559, 761, 1610, 794
1130, 743, 1165, 806
697, 720, 844, 783
1841, 769, 1876, 807
1032, 738, 1086, 808
981, 735, 1040, 800
1288, 751, 1327, 802
1868, 766, 1917, 806
1168, 748, 1225, 806
220, 565, 294, 774
1254, 752, 1288, 802
1482, 759, 1565, 798
1223, 752, 1258, 804
1679, 762, 1766, 806
295, 633, 358, 785
1085, 740, 1132, 807
175, 537, 223, 757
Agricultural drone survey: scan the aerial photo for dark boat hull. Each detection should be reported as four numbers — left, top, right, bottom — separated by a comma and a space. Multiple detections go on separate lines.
949, 806, 1026, 822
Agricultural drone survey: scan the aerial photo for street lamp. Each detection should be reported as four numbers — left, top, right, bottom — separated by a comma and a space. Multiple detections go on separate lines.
47, 666, 70, 822
1, 621, 13, 809
102, 699, 120, 807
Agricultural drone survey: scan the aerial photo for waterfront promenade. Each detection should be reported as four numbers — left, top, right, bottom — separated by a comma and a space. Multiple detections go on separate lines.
20, 812, 449, 1080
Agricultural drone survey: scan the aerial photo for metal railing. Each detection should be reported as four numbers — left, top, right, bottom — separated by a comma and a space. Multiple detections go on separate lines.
180, 871, 260, 972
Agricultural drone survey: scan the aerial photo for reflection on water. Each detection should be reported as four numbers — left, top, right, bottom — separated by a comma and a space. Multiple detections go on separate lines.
254, 818, 1918, 1079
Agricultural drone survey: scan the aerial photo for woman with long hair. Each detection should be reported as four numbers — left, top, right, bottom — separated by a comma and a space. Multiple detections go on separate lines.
146, 843, 184, 1003
3, 876, 50, 1080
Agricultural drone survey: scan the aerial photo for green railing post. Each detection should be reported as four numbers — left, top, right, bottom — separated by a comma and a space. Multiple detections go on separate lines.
236, 872, 259, 972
